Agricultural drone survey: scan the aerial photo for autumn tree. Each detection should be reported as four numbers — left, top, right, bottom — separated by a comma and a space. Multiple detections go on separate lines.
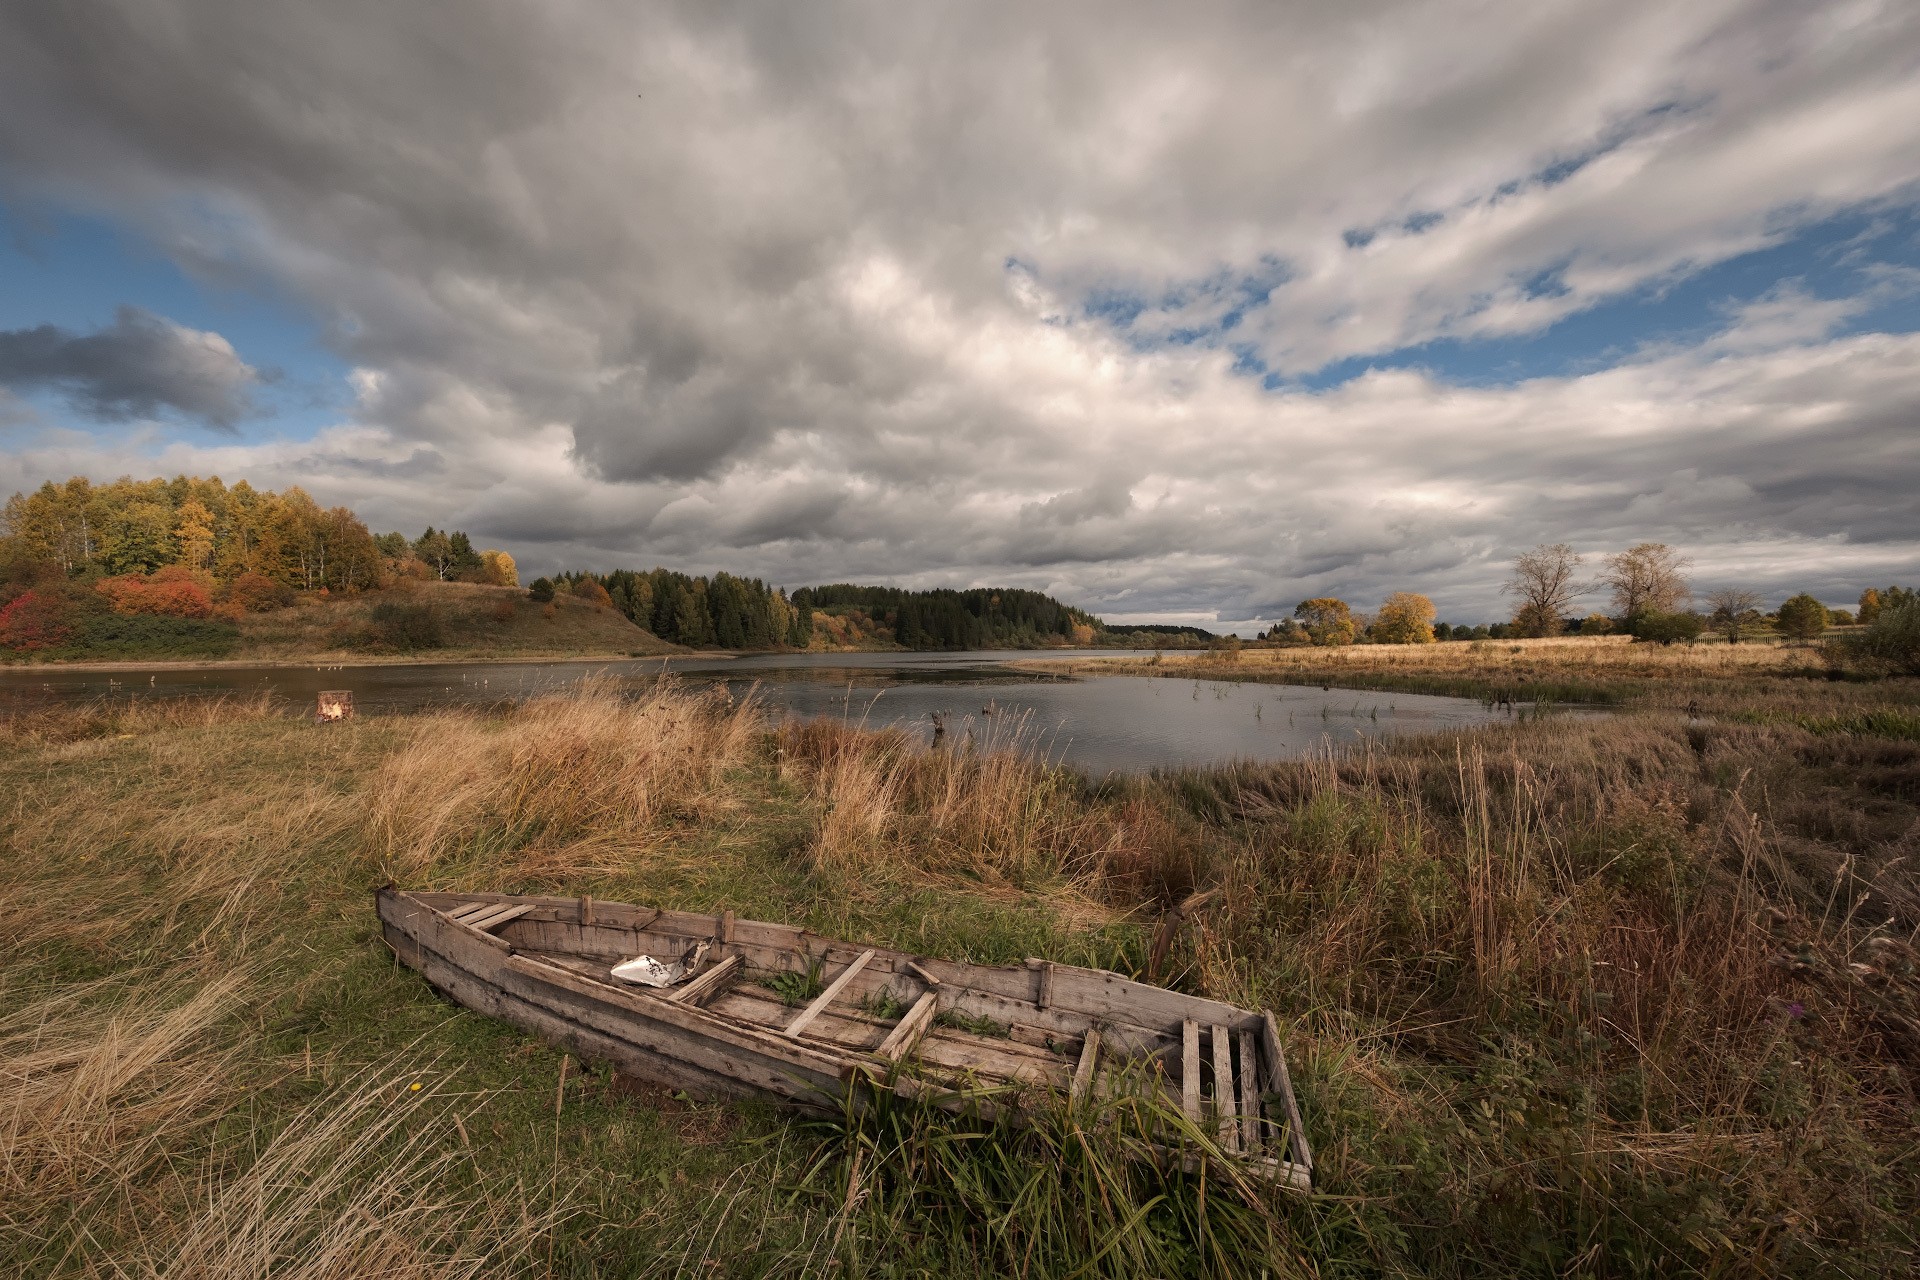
1858, 588, 1881, 625
3, 480, 99, 572
480, 549, 518, 587
1294, 597, 1357, 646
1601, 543, 1691, 624
1705, 587, 1763, 644
1504, 543, 1586, 637
95, 567, 214, 618
100, 500, 176, 574
1372, 592, 1437, 644
0, 473, 522, 646
173, 498, 216, 571
1775, 593, 1829, 641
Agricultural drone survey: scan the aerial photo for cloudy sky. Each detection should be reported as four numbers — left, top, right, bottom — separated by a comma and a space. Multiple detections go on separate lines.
2, 1, 1916, 628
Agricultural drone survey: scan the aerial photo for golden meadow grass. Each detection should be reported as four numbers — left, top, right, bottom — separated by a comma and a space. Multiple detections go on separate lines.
2, 646, 1917, 1276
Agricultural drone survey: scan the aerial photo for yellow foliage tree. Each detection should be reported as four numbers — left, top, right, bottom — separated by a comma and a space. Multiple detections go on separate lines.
1373, 592, 1437, 644
1294, 598, 1357, 646
174, 498, 216, 571
480, 549, 518, 587
1859, 588, 1881, 625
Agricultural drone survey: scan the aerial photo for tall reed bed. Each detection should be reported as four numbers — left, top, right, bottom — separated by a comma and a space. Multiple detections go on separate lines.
369, 676, 763, 882
774, 709, 1204, 908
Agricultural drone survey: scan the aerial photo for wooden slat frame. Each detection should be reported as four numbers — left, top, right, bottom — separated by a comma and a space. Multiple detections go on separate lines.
1181, 1019, 1202, 1122
466, 904, 533, 934
1211, 1023, 1237, 1151
1237, 1030, 1261, 1154
785, 950, 875, 1039
1262, 1011, 1313, 1175
1071, 1028, 1102, 1102
874, 990, 940, 1062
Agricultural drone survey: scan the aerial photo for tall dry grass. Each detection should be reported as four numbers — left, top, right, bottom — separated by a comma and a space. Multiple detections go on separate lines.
1109, 634, 1819, 679
147, 1062, 556, 1280
1154, 712, 1920, 1270
775, 711, 1202, 911
369, 677, 763, 881
1, 974, 244, 1218
0, 691, 282, 752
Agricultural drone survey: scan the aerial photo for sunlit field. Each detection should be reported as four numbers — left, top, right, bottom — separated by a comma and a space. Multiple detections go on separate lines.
1062, 633, 1882, 712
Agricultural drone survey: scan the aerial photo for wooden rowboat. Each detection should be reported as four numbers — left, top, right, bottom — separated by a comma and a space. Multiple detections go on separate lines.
376, 887, 1313, 1189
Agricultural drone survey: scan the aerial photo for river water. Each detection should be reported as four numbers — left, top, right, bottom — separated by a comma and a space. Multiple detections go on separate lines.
0, 650, 1523, 775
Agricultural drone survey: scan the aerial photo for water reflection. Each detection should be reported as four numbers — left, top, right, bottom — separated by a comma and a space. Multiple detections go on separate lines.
0, 650, 1530, 775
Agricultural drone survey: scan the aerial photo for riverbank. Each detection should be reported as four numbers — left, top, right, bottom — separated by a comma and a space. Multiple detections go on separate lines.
0, 648, 729, 674
4, 669, 1916, 1276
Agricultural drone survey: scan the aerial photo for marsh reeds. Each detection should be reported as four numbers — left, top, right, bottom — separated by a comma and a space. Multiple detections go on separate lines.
369, 676, 762, 881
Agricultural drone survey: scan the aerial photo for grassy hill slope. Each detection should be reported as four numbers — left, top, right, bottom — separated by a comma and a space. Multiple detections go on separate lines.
235, 581, 681, 662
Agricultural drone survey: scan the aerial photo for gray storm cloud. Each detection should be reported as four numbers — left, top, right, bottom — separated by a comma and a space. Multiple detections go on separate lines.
0, 1, 1917, 621
0, 306, 261, 430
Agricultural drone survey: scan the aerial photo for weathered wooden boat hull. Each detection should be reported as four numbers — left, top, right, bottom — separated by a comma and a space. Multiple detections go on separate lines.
376, 887, 1312, 1189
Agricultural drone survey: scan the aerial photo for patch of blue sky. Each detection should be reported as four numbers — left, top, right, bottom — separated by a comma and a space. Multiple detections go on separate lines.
0, 205, 351, 440
1289, 206, 1920, 391
1080, 255, 1289, 352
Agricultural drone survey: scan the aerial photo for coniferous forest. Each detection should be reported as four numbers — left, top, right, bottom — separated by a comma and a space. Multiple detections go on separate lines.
561, 570, 1190, 651
792, 583, 1102, 649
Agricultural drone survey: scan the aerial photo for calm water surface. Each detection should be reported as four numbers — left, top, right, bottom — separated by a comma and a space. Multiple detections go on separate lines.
0, 650, 1525, 775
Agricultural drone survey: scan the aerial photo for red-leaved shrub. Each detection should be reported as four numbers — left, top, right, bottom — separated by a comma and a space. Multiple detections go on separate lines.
0, 590, 76, 651
224, 571, 296, 613
95, 569, 214, 619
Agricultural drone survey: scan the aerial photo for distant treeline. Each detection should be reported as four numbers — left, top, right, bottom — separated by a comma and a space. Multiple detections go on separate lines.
560, 568, 810, 649
792, 584, 1101, 650
1103, 622, 1217, 644
550, 568, 1204, 652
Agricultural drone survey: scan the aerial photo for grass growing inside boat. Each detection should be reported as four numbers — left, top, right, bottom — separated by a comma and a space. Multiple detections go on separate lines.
764, 960, 826, 1007
857, 986, 908, 1021
933, 1008, 1012, 1039
3, 656, 1919, 1276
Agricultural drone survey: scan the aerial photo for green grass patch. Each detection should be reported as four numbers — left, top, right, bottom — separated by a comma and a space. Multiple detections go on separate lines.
49, 613, 240, 660
933, 1008, 1011, 1038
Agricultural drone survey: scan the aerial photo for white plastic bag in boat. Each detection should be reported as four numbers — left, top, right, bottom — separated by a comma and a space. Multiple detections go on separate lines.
610, 955, 687, 987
